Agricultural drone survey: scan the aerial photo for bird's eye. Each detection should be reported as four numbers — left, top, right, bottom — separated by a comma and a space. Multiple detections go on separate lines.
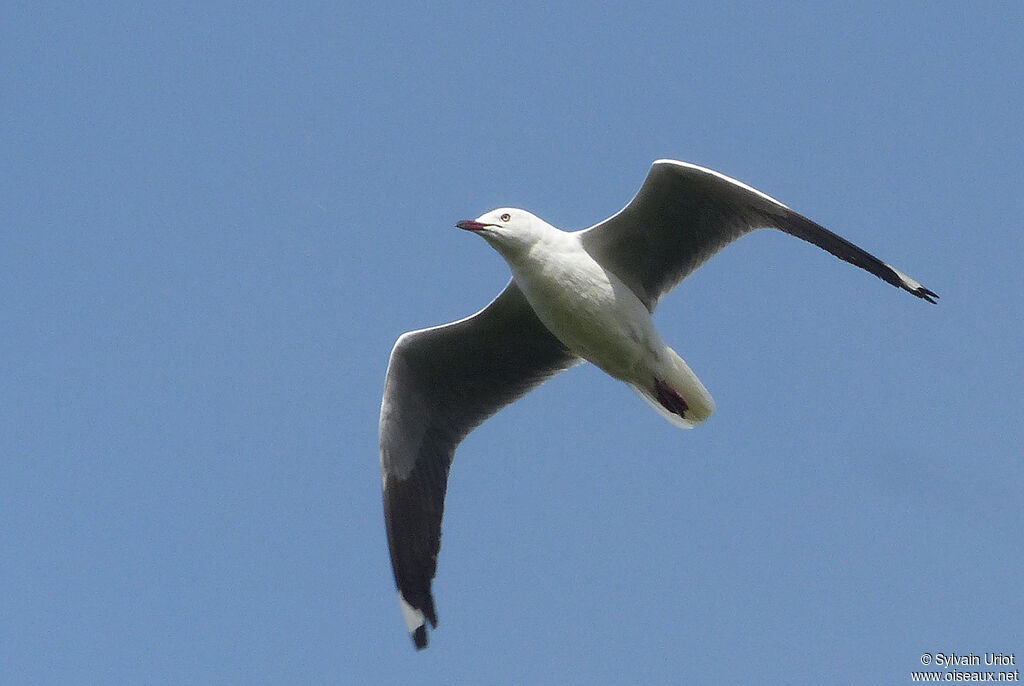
500, 213, 511, 222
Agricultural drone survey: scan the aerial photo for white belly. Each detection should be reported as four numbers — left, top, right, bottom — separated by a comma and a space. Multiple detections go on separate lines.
511, 250, 662, 382
495, 230, 714, 429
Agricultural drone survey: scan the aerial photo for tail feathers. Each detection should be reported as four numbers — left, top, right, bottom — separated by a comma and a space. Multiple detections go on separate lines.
629, 347, 714, 429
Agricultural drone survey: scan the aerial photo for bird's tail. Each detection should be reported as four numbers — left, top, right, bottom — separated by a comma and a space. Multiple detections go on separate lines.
628, 346, 714, 429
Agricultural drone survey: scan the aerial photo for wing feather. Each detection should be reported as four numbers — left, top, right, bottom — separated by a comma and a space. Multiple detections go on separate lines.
379, 281, 577, 648
579, 160, 937, 309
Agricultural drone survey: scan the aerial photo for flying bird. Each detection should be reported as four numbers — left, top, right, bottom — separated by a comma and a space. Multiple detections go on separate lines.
379, 159, 937, 649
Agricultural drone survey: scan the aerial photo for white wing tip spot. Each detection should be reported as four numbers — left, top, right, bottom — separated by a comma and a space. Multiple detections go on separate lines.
885, 263, 922, 291
398, 592, 425, 635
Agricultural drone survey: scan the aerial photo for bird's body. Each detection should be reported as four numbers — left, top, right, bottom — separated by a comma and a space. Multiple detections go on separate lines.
379, 160, 937, 649
502, 220, 713, 426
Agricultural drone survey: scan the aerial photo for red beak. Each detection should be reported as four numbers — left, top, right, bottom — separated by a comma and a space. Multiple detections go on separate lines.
456, 220, 495, 232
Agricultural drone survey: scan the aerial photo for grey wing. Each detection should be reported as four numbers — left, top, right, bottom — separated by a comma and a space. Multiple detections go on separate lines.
579, 160, 937, 310
379, 281, 578, 649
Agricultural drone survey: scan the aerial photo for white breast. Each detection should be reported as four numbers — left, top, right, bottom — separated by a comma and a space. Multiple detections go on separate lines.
509, 236, 662, 381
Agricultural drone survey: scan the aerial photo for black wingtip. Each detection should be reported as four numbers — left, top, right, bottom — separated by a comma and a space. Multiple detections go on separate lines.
915, 286, 939, 304
888, 265, 938, 304
412, 625, 428, 650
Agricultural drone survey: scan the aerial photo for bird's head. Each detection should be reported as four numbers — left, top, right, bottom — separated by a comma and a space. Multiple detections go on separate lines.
456, 208, 554, 260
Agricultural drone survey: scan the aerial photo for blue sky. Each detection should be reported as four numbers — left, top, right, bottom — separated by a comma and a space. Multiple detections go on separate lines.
2, 2, 1021, 684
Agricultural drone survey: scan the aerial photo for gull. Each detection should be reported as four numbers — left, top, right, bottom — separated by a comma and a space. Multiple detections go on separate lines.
379, 159, 937, 649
